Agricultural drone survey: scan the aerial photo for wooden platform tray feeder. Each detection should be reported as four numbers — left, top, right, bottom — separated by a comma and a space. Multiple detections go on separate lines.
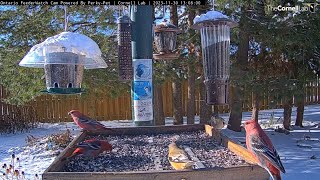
43, 124, 269, 180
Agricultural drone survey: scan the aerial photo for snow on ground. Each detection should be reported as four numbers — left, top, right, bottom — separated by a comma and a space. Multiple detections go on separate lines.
0, 105, 320, 180
221, 105, 320, 180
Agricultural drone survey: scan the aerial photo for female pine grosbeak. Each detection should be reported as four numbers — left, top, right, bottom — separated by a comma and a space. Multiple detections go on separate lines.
168, 136, 195, 170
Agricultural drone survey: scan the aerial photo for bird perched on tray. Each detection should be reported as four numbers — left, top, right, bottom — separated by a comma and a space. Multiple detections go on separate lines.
244, 119, 286, 180
68, 110, 113, 132
168, 136, 195, 170
208, 113, 225, 130
63, 139, 112, 160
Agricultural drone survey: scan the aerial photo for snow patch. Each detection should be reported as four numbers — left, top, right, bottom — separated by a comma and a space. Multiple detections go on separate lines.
1, 105, 320, 179
193, 10, 229, 24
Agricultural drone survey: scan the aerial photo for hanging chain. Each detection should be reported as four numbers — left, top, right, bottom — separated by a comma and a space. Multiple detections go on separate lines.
64, 6, 69, 31
212, 0, 215, 10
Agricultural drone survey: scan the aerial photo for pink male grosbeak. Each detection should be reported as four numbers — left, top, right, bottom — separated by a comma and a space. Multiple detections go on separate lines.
67, 139, 112, 159
244, 119, 285, 180
68, 110, 113, 131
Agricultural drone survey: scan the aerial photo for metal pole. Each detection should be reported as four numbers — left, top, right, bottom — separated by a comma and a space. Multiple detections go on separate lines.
131, 5, 154, 126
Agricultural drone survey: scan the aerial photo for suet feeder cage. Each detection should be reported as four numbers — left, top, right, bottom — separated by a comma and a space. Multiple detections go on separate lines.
19, 32, 107, 94
153, 20, 181, 60
117, 15, 133, 81
192, 11, 237, 105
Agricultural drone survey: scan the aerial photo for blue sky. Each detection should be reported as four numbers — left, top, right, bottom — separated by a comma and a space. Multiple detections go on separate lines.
0, 5, 16, 11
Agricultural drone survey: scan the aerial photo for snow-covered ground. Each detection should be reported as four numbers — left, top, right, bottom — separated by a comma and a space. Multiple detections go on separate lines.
222, 105, 320, 180
1, 105, 320, 180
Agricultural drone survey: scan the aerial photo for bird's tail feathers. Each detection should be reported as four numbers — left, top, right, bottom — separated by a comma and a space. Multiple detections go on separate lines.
271, 174, 281, 180
265, 167, 281, 180
95, 125, 115, 132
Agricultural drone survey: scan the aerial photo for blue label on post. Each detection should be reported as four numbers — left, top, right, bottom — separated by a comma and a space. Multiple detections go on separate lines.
133, 59, 153, 122
133, 81, 152, 100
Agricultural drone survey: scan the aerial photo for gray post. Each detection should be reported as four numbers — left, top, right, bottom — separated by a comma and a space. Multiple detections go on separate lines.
131, 5, 154, 126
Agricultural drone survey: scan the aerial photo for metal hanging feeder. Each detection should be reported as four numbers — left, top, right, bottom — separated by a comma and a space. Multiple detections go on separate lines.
192, 10, 238, 105
19, 32, 107, 94
117, 15, 133, 81
153, 19, 181, 60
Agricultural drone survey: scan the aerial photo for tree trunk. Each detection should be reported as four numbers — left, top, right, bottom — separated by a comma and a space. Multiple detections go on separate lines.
187, 66, 195, 124
228, 84, 243, 131
295, 81, 305, 127
187, 8, 196, 124
199, 75, 212, 124
170, 5, 183, 125
295, 99, 304, 127
227, 10, 249, 132
154, 85, 165, 125
283, 96, 293, 130
172, 80, 183, 125
170, 5, 178, 26
251, 92, 260, 122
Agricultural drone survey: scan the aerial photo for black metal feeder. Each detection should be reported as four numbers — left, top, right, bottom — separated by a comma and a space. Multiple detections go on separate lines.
153, 20, 181, 60
117, 15, 133, 81
19, 32, 107, 94
192, 11, 237, 105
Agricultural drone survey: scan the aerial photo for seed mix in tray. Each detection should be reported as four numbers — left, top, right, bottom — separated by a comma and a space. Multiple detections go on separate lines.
63, 130, 248, 172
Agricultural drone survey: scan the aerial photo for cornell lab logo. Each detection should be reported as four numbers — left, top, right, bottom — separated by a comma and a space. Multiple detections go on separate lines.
303, 3, 318, 12
267, 2, 318, 13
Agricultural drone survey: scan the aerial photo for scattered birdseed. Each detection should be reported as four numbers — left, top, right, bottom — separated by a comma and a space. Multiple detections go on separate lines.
63, 130, 248, 172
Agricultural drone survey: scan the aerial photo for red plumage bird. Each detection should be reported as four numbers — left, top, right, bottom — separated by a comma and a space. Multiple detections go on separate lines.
67, 139, 112, 159
68, 110, 113, 131
244, 119, 285, 180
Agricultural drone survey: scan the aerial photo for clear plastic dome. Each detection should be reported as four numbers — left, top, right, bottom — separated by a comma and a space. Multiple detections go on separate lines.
19, 32, 107, 69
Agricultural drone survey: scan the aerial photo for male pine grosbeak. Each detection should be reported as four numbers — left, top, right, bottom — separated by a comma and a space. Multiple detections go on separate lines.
65, 139, 112, 160
68, 110, 113, 131
245, 119, 285, 180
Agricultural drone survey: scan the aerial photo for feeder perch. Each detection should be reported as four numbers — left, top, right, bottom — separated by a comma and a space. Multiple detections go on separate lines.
192, 11, 238, 105
19, 32, 107, 94
117, 15, 133, 81
153, 20, 181, 60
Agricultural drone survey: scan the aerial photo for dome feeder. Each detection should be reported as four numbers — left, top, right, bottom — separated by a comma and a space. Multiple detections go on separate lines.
19, 32, 107, 95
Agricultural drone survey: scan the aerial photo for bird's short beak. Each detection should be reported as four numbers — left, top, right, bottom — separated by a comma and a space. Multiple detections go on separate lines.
68, 112, 71, 115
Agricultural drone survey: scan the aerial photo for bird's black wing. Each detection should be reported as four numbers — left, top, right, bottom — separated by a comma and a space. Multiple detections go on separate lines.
250, 135, 285, 173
